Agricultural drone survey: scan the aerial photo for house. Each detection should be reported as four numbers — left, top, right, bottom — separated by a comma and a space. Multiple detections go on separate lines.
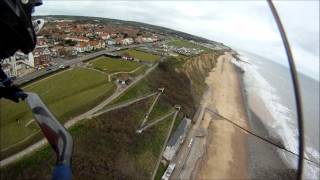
106, 39, 116, 46
100, 40, 106, 48
163, 117, 191, 161
122, 38, 134, 45
1, 56, 17, 77
101, 33, 110, 40
117, 74, 130, 85
135, 36, 143, 44
89, 40, 100, 50
115, 37, 123, 45
142, 37, 154, 43
64, 36, 89, 43
74, 42, 87, 53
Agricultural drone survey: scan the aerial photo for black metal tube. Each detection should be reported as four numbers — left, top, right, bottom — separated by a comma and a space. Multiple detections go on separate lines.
267, 1, 305, 179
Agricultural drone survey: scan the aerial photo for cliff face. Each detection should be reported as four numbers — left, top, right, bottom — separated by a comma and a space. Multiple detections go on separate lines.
183, 51, 224, 105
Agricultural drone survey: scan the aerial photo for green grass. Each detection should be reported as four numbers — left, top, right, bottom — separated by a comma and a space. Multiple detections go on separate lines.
0, 99, 173, 180
0, 53, 220, 179
155, 163, 168, 180
106, 78, 153, 108
0, 68, 115, 157
90, 56, 141, 73
168, 39, 211, 52
121, 49, 160, 62
168, 39, 199, 48
148, 98, 173, 122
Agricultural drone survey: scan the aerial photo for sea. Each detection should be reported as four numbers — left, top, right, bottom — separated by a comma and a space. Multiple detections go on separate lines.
234, 51, 319, 179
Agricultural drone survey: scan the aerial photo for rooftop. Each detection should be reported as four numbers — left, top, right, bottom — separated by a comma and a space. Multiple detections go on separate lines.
167, 117, 191, 147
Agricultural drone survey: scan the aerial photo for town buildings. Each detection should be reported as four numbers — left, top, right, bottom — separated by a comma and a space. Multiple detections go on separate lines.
0, 17, 161, 78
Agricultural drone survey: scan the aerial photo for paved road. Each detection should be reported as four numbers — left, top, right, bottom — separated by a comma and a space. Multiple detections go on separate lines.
0, 61, 159, 167
151, 110, 180, 180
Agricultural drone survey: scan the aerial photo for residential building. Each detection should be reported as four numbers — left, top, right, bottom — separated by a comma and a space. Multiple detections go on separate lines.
1, 52, 35, 77
64, 36, 89, 43
1, 56, 17, 77
74, 42, 88, 53
101, 33, 110, 40
106, 39, 116, 46
122, 38, 134, 45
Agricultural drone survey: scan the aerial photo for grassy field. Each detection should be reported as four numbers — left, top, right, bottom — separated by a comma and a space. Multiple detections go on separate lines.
0, 68, 116, 158
120, 49, 161, 62
90, 56, 141, 73
168, 39, 211, 52
0, 98, 174, 180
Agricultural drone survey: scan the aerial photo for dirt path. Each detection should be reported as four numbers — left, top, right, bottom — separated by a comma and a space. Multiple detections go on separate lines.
0, 63, 159, 167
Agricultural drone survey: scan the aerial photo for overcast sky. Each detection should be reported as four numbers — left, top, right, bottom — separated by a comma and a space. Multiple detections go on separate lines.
34, 0, 319, 80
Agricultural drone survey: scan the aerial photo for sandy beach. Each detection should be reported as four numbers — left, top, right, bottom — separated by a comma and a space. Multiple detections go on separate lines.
192, 53, 249, 179
171, 52, 301, 180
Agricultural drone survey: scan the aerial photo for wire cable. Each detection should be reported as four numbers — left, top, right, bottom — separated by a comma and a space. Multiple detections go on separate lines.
206, 108, 319, 167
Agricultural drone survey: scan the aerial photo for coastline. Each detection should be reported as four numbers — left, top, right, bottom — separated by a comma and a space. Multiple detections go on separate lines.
237, 62, 297, 179
237, 52, 320, 179
188, 52, 297, 179
193, 53, 249, 179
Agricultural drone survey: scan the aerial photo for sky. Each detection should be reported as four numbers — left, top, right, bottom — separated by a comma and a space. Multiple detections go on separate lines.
34, 0, 319, 80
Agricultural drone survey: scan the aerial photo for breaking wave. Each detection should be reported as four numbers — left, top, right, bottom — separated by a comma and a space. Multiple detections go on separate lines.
233, 52, 319, 178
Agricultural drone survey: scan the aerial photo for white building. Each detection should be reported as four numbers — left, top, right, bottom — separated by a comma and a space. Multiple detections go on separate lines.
106, 39, 116, 46
64, 36, 89, 43
163, 117, 191, 161
122, 38, 134, 45
1, 51, 35, 77
1, 56, 17, 77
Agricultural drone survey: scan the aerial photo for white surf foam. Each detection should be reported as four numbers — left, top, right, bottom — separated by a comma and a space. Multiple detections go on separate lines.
232, 53, 320, 178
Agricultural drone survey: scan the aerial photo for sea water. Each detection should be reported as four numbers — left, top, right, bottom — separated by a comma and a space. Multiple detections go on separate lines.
234, 51, 319, 179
